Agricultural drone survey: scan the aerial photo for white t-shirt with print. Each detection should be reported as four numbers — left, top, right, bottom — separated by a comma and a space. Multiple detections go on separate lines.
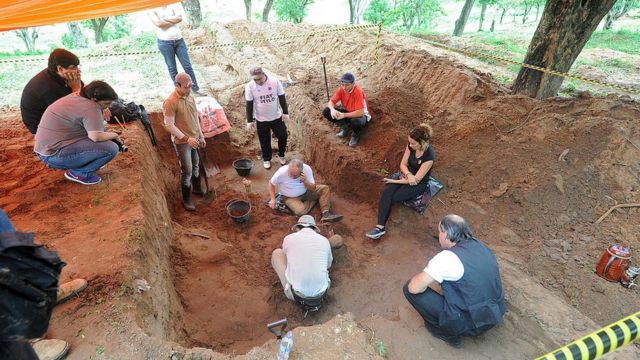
270, 164, 315, 198
244, 75, 285, 122
424, 250, 464, 283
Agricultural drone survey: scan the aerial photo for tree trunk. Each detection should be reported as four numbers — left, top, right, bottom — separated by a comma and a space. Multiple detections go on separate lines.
512, 0, 617, 99
181, 0, 202, 28
349, 0, 356, 24
453, 0, 475, 36
91, 18, 108, 43
15, 28, 39, 53
522, 1, 531, 24
490, 19, 495, 32
535, 3, 540, 21
262, 0, 274, 22
67, 22, 87, 48
500, 7, 507, 24
244, 0, 252, 21
479, 3, 487, 31
603, 14, 614, 29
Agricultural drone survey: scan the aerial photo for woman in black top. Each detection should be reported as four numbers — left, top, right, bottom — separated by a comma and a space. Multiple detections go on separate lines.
366, 124, 435, 240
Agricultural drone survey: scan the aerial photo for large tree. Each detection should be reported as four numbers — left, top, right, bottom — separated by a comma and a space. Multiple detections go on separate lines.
86, 17, 109, 43
67, 22, 87, 48
274, 0, 314, 23
603, 0, 640, 30
453, 0, 475, 36
512, 0, 617, 99
181, 0, 202, 28
348, 0, 370, 24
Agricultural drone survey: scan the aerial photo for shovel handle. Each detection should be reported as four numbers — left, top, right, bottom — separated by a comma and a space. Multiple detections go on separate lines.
267, 318, 288, 339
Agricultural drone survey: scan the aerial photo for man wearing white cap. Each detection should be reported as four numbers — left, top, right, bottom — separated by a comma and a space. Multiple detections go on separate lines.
271, 215, 343, 310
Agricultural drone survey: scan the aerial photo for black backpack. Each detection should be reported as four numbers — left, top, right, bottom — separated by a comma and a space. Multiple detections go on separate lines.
0, 231, 65, 340
108, 98, 141, 123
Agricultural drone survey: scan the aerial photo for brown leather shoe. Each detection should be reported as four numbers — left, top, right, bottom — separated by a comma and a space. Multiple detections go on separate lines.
31, 339, 70, 360
56, 278, 88, 304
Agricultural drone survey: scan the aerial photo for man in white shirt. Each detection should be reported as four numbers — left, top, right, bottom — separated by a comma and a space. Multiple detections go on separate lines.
271, 215, 343, 310
150, 5, 200, 93
268, 159, 342, 222
404, 215, 506, 348
245, 66, 290, 169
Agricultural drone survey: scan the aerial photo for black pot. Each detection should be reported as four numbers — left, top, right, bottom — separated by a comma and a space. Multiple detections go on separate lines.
226, 199, 251, 223
233, 159, 254, 177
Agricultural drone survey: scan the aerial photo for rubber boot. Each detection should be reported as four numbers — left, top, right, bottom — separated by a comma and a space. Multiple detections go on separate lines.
192, 175, 204, 196
181, 185, 196, 211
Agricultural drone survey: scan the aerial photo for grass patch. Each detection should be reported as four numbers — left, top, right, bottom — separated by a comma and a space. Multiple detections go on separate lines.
373, 339, 388, 357
586, 29, 640, 55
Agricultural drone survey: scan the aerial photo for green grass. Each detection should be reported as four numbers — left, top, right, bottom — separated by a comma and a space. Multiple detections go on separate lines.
586, 29, 640, 55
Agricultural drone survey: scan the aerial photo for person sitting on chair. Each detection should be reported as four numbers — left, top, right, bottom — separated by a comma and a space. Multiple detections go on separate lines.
366, 123, 435, 240
271, 215, 343, 311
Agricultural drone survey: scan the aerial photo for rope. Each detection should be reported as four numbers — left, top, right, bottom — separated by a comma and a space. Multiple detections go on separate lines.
399, 33, 640, 95
0, 24, 378, 65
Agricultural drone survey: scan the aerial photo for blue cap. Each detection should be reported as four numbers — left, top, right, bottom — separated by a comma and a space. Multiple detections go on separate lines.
340, 72, 355, 83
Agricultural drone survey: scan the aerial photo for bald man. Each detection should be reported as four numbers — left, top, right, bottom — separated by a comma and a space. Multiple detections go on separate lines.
404, 215, 506, 348
163, 72, 205, 211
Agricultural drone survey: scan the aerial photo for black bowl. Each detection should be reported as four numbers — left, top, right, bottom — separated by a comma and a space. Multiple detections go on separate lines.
226, 199, 251, 223
232, 159, 254, 177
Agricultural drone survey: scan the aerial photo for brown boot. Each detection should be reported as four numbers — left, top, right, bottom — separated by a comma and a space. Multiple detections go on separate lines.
56, 278, 88, 304
31, 339, 69, 360
182, 185, 196, 211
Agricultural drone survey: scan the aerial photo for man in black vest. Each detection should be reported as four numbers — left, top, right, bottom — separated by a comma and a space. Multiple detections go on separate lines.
404, 214, 506, 347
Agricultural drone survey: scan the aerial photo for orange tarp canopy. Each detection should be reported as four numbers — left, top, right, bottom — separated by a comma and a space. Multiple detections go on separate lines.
0, 0, 179, 32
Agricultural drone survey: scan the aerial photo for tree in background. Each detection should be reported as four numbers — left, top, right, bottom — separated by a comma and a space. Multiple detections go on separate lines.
62, 22, 87, 49
512, 0, 617, 99
349, 0, 371, 24
274, 0, 314, 23
84, 17, 109, 44
181, 0, 202, 28
478, 0, 496, 31
364, 0, 443, 32
263, 0, 275, 21
453, 0, 475, 36
244, 0, 252, 21
603, 0, 640, 29
363, 0, 391, 25
82, 15, 132, 44
14, 28, 39, 53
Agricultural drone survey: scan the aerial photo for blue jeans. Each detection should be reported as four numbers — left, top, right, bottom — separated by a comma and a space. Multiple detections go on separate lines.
38, 138, 119, 178
0, 208, 15, 232
157, 38, 199, 91
173, 143, 200, 187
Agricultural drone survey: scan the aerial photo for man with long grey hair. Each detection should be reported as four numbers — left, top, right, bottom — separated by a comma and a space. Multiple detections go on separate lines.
268, 159, 342, 222
403, 215, 506, 347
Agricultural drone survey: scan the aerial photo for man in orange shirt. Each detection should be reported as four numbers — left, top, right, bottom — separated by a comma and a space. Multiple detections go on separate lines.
322, 72, 370, 147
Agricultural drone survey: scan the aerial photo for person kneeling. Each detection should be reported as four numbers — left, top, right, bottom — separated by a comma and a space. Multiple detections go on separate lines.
268, 159, 342, 222
34, 81, 122, 185
404, 215, 506, 348
271, 215, 343, 312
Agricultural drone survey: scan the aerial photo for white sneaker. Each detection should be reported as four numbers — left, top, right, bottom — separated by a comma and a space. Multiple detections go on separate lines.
277, 156, 287, 166
263, 161, 271, 169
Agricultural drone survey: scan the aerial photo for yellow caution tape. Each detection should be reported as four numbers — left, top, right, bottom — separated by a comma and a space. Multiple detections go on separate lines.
0, 24, 378, 65
400, 33, 640, 95
536, 311, 640, 360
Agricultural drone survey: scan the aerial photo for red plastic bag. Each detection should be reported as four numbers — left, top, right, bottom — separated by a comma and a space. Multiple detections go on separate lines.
196, 96, 231, 138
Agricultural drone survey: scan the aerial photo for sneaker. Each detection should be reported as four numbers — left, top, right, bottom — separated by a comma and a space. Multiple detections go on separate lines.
321, 211, 343, 223
56, 278, 88, 304
277, 155, 287, 166
336, 128, 348, 138
31, 339, 70, 360
263, 161, 272, 169
349, 133, 360, 147
427, 327, 463, 348
366, 226, 386, 240
64, 170, 101, 185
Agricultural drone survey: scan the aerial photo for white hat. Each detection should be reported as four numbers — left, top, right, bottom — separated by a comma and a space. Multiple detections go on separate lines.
292, 215, 320, 232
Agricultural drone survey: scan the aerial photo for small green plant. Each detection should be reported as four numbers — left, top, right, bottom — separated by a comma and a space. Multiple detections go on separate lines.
96, 345, 105, 355
373, 340, 387, 357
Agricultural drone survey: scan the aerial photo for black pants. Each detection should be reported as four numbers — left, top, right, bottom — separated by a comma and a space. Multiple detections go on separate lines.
256, 118, 287, 161
377, 182, 428, 225
322, 107, 367, 135
402, 281, 461, 343
0, 342, 38, 360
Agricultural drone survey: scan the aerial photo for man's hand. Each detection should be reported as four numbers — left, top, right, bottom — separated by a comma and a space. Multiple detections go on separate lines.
334, 111, 345, 120
268, 198, 276, 209
59, 68, 82, 92
330, 108, 339, 119
282, 114, 290, 122
246, 122, 255, 131
198, 136, 206, 148
102, 108, 112, 122
187, 137, 200, 149
299, 172, 306, 183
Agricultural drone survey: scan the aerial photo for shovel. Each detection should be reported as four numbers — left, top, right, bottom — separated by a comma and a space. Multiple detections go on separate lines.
197, 148, 215, 204
198, 145, 220, 177
321, 55, 330, 102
